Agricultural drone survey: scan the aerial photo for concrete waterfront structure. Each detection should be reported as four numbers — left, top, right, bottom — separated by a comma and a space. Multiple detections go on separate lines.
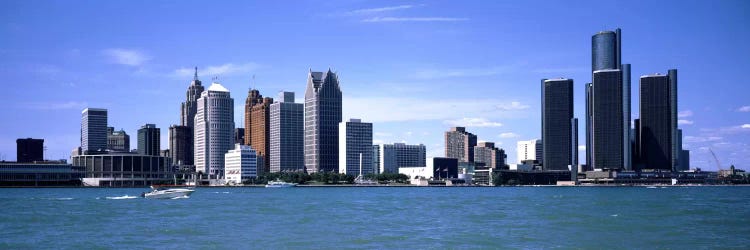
0, 161, 84, 186
107, 127, 130, 152
517, 139, 542, 165
445, 127, 477, 163
72, 153, 171, 187
378, 143, 427, 174
250, 97, 273, 175
194, 82, 235, 178
541, 78, 574, 170
81, 108, 108, 154
169, 125, 192, 167
270, 92, 304, 173
638, 73, 675, 170
16, 138, 43, 163
224, 144, 259, 184
473, 142, 506, 169
338, 119, 373, 175
304, 69, 342, 173
137, 124, 160, 156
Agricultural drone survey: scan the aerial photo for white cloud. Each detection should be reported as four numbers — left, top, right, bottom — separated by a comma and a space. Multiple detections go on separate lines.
173, 63, 260, 78
496, 101, 530, 111
343, 97, 530, 123
578, 145, 586, 151
737, 106, 750, 112
444, 118, 503, 127
363, 17, 469, 23
499, 132, 519, 138
102, 49, 150, 66
683, 136, 723, 143
349, 5, 416, 14
24, 101, 88, 110
742, 124, 750, 129
678, 119, 694, 125
678, 110, 693, 118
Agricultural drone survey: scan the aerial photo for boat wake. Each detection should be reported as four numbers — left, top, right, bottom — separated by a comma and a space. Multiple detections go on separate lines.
42, 197, 74, 201
170, 195, 190, 199
106, 195, 138, 200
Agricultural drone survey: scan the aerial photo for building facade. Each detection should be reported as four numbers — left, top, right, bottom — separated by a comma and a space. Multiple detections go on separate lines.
16, 138, 43, 163
378, 143, 427, 174
244, 89, 264, 145
592, 69, 624, 170
304, 69, 342, 173
250, 97, 273, 175
638, 73, 674, 170
194, 82, 235, 178
542, 78, 574, 170
107, 127, 130, 152
0, 161, 83, 186
81, 108, 108, 154
517, 139, 542, 164
234, 128, 245, 145
137, 124, 160, 156
445, 127, 477, 163
177, 67, 204, 168
473, 142, 507, 169
224, 144, 258, 184
270, 92, 304, 173
169, 125, 192, 166
72, 153, 171, 187
339, 119, 373, 176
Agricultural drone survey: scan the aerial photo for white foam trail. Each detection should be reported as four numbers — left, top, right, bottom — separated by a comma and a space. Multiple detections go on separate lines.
106, 195, 138, 200
42, 197, 74, 200
171, 195, 190, 199
611, 214, 619, 217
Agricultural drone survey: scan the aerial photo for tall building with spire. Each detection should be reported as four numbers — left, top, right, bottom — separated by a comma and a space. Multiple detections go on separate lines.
172, 67, 204, 166
244, 89, 263, 145
304, 69, 342, 173
181, 67, 204, 128
194, 81, 234, 178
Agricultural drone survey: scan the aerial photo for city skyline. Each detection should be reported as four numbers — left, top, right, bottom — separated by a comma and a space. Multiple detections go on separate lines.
1, 1, 749, 170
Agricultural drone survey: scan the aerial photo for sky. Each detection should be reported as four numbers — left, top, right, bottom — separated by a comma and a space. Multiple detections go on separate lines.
1, 0, 749, 170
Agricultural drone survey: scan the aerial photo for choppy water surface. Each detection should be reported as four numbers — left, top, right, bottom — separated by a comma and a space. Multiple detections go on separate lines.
1, 186, 749, 249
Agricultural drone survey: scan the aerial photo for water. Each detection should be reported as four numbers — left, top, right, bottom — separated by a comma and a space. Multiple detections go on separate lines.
1, 186, 749, 249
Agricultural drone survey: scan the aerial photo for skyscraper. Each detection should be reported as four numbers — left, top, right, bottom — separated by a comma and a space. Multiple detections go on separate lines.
244, 89, 264, 145
473, 142, 507, 169
669, 69, 679, 171
585, 83, 592, 170
445, 127, 477, 163
270, 92, 304, 173
638, 73, 674, 170
107, 127, 130, 152
234, 128, 245, 145
592, 29, 621, 72
81, 108, 107, 154
339, 119, 373, 175
16, 138, 43, 162
592, 69, 624, 169
169, 125, 192, 166
180, 67, 204, 129
251, 97, 273, 174
304, 69, 342, 173
541, 78, 574, 170
194, 82, 235, 178
138, 124, 160, 156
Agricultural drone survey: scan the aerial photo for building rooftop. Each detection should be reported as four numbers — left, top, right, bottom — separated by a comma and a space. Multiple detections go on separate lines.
208, 83, 229, 92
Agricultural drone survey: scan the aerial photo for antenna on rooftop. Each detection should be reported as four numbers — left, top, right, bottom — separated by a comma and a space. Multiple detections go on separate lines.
252, 74, 256, 90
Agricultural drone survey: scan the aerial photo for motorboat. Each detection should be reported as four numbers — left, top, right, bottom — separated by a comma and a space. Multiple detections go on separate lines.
142, 186, 195, 199
265, 180, 296, 188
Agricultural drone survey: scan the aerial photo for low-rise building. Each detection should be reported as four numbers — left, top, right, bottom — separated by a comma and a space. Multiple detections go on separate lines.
71, 153, 172, 187
0, 161, 84, 186
224, 144, 259, 184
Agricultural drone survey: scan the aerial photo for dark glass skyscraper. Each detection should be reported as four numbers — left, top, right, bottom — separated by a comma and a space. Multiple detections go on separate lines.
592, 69, 624, 169
541, 78, 574, 170
592, 29, 621, 72
304, 69, 342, 173
138, 124, 160, 156
638, 73, 675, 170
174, 67, 203, 166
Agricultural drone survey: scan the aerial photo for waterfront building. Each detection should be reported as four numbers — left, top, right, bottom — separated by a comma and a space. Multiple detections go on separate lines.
378, 143, 427, 174
592, 29, 621, 72
194, 82, 235, 178
180, 67, 204, 129
473, 142, 507, 169
234, 128, 245, 145
224, 144, 259, 184
592, 69, 624, 170
680, 150, 690, 171
168, 125, 192, 166
72, 153, 171, 187
304, 69, 343, 173
372, 145, 380, 172
585, 83, 592, 170
81, 108, 108, 154
107, 127, 130, 152
638, 73, 675, 170
270, 92, 304, 173
445, 127, 477, 163
398, 157, 458, 180
137, 124, 160, 156
16, 138, 43, 162
251, 97, 273, 174
542, 78, 574, 170
516, 139, 542, 164
338, 119, 373, 175
0, 161, 83, 186
244, 89, 264, 145
669, 69, 679, 171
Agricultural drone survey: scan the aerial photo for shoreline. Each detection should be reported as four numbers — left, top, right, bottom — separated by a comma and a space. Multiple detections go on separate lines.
2, 184, 750, 188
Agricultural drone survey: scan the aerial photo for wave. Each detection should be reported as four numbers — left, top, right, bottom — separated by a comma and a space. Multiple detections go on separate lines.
41, 197, 74, 201
106, 195, 138, 200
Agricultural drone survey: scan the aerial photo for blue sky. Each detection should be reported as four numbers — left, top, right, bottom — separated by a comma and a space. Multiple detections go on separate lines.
1, 0, 749, 170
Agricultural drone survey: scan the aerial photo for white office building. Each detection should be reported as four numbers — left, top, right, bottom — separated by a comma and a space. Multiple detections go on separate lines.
270, 92, 304, 172
517, 139, 542, 164
194, 82, 235, 178
338, 119, 373, 175
377, 143, 426, 174
224, 144, 258, 184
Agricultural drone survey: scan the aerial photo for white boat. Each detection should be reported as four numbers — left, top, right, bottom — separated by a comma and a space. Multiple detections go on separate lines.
265, 180, 296, 188
671, 178, 678, 185
142, 186, 195, 199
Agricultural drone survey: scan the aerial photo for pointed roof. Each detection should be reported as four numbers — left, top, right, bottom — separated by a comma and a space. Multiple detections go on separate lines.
208, 82, 229, 92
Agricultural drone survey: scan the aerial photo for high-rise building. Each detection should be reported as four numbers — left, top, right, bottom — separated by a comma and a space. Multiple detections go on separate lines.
194, 82, 235, 178
339, 119, 373, 176
679, 150, 690, 171
592, 29, 621, 72
81, 108, 108, 154
378, 143, 427, 173
585, 82, 592, 170
542, 78, 574, 170
669, 69, 679, 171
638, 73, 674, 170
304, 69, 343, 173
106, 127, 130, 152
372, 145, 380, 172
169, 125, 192, 166
250, 97, 273, 175
137, 124, 160, 156
473, 142, 507, 169
244, 89, 264, 145
270, 92, 304, 173
517, 139, 542, 164
592, 69, 624, 170
445, 127, 477, 163
234, 128, 245, 145
224, 144, 259, 184
177, 67, 204, 167
16, 138, 43, 162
